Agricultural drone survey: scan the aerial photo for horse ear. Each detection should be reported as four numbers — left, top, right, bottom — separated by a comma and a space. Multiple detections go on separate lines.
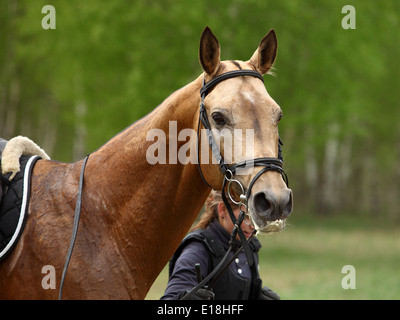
199, 26, 221, 76
249, 29, 277, 75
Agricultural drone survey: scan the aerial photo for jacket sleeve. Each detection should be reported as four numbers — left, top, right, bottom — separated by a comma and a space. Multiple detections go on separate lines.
160, 240, 210, 300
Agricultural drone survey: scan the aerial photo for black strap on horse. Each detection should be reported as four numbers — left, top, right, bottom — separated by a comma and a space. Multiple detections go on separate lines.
186, 69, 289, 299
59, 154, 90, 300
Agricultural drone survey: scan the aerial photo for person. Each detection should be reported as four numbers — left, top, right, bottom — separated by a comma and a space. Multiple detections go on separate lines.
161, 190, 280, 300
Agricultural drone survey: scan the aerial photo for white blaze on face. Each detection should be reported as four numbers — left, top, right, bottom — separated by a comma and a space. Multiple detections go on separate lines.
242, 91, 255, 106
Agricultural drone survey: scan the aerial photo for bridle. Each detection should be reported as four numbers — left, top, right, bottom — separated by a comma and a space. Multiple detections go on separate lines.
182, 69, 289, 299
197, 69, 288, 188
197, 69, 289, 230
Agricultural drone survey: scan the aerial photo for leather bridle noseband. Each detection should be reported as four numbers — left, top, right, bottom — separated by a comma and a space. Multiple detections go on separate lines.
182, 70, 289, 299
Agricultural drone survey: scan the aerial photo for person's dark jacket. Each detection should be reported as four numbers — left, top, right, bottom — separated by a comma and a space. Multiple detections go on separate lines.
161, 219, 263, 300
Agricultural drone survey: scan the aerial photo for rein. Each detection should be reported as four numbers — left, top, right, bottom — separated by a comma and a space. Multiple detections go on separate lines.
180, 211, 255, 300
185, 70, 289, 299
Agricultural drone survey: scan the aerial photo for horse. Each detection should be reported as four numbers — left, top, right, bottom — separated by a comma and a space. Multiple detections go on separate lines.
0, 27, 292, 299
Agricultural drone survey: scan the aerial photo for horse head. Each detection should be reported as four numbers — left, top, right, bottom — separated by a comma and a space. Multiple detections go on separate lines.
198, 27, 293, 233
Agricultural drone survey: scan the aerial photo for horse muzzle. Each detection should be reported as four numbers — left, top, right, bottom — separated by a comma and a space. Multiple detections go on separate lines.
250, 187, 293, 232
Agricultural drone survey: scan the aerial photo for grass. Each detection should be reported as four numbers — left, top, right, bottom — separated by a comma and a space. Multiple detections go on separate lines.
146, 214, 400, 300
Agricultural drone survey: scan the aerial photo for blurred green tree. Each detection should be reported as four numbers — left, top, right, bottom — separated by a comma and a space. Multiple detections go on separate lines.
1, 0, 399, 219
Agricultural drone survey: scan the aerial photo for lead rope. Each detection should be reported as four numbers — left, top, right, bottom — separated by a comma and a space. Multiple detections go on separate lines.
58, 154, 90, 300
207, 229, 257, 290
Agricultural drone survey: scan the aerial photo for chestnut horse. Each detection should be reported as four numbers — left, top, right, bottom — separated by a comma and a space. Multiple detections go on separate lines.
0, 27, 292, 299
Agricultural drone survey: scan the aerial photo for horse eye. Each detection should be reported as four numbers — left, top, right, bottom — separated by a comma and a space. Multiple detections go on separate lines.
212, 112, 226, 125
278, 111, 283, 122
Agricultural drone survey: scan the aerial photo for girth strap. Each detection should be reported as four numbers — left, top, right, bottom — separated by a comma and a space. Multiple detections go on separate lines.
59, 154, 90, 300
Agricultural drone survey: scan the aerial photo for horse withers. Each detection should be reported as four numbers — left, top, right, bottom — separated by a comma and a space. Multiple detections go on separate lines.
0, 27, 292, 299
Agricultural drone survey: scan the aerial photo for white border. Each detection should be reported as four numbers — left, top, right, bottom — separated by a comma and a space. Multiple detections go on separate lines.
0, 155, 39, 259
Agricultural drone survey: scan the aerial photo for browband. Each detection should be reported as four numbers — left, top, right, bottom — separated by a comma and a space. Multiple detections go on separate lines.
200, 70, 264, 98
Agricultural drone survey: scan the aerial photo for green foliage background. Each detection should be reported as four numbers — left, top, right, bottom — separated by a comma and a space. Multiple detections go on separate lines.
1, 0, 400, 219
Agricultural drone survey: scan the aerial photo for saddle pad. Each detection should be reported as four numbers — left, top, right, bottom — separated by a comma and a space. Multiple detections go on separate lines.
0, 155, 41, 261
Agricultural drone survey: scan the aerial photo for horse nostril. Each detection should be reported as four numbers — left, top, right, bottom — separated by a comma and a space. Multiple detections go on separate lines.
253, 190, 292, 221
253, 192, 273, 216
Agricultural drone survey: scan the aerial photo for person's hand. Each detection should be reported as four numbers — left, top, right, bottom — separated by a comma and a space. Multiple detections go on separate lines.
258, 286, 280, 300
179, 288, 215, 300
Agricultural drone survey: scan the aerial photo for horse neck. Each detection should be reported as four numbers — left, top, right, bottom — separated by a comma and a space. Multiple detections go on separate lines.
85, 75, 211, 294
